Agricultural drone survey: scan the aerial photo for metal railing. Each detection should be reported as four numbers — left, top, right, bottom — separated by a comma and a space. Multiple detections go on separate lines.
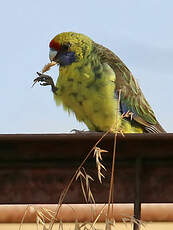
0, 133, 172, 229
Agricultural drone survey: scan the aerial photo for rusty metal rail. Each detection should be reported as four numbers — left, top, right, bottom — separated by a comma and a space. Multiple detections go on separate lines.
0, 133, 173, 229
0, 204, 173, 223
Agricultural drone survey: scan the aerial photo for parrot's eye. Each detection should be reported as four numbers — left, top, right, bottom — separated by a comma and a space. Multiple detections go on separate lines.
62, 43, 71, 52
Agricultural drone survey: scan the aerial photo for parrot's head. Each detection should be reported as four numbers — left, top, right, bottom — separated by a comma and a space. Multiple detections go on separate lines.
49, 32, 93, 66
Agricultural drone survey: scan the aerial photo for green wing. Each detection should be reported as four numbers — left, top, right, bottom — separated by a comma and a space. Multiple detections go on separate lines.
94, 42, 165, 133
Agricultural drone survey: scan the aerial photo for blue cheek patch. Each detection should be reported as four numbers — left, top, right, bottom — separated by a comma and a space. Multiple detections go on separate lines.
59, 52, 76, 66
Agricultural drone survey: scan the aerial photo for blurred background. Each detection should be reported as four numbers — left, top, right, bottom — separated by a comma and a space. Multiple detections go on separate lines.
1, 0, 172, 133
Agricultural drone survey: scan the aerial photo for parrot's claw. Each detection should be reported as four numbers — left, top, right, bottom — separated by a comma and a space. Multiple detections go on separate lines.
33, 72, 58, 94
40, 82, 50, 86
71, 129, 101, 135
71, 129, 86, 133
34, 72, 54, 86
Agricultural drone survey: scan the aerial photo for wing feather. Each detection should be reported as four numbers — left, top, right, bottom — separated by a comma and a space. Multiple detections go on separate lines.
94, 42, 166, 133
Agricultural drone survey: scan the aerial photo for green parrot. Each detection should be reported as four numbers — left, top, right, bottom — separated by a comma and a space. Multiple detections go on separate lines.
35, 32, 166, 133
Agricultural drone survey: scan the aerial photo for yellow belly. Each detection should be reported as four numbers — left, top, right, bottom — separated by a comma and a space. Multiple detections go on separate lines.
54, 63, 143, 133
56, 76, 117, 131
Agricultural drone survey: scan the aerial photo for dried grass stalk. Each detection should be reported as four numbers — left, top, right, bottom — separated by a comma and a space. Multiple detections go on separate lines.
74, 220, 80, 230
76, 168, 95, 204
121, 111, 133, 120
122, 216, 145, 228
58, 219, 64, 230
105, 219, 115, 230
48, 131, 111, 230
42, 61, 56, 73
93, 147, 107, 183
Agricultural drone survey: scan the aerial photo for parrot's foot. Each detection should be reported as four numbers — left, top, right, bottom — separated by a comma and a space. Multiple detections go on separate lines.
33, 72, 58, 94
71, 129, 87, 133
71, 129, 102, 135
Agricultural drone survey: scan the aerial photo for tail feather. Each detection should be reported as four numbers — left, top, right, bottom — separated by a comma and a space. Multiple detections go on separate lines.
144, 122, 166, 133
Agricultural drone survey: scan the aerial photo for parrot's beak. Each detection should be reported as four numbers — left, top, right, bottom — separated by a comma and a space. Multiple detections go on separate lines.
49, 48, 58, 62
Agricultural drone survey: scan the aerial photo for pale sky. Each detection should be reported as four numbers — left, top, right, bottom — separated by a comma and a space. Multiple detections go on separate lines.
1, 0, 173, 133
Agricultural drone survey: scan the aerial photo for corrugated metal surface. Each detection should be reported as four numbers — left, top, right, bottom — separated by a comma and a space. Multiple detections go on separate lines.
0, 133, 172, 204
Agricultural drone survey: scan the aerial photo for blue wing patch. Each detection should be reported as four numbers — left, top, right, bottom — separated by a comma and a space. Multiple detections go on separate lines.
115, 91, 137, 118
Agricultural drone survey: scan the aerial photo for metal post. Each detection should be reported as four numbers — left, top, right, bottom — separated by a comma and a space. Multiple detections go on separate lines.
133, 157, 142, 230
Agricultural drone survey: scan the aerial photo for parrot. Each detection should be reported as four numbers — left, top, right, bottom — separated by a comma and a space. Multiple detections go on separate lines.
35, 32, 166, 133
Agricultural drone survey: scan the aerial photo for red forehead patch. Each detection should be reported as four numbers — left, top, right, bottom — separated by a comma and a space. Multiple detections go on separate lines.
49, 40, 61, 50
